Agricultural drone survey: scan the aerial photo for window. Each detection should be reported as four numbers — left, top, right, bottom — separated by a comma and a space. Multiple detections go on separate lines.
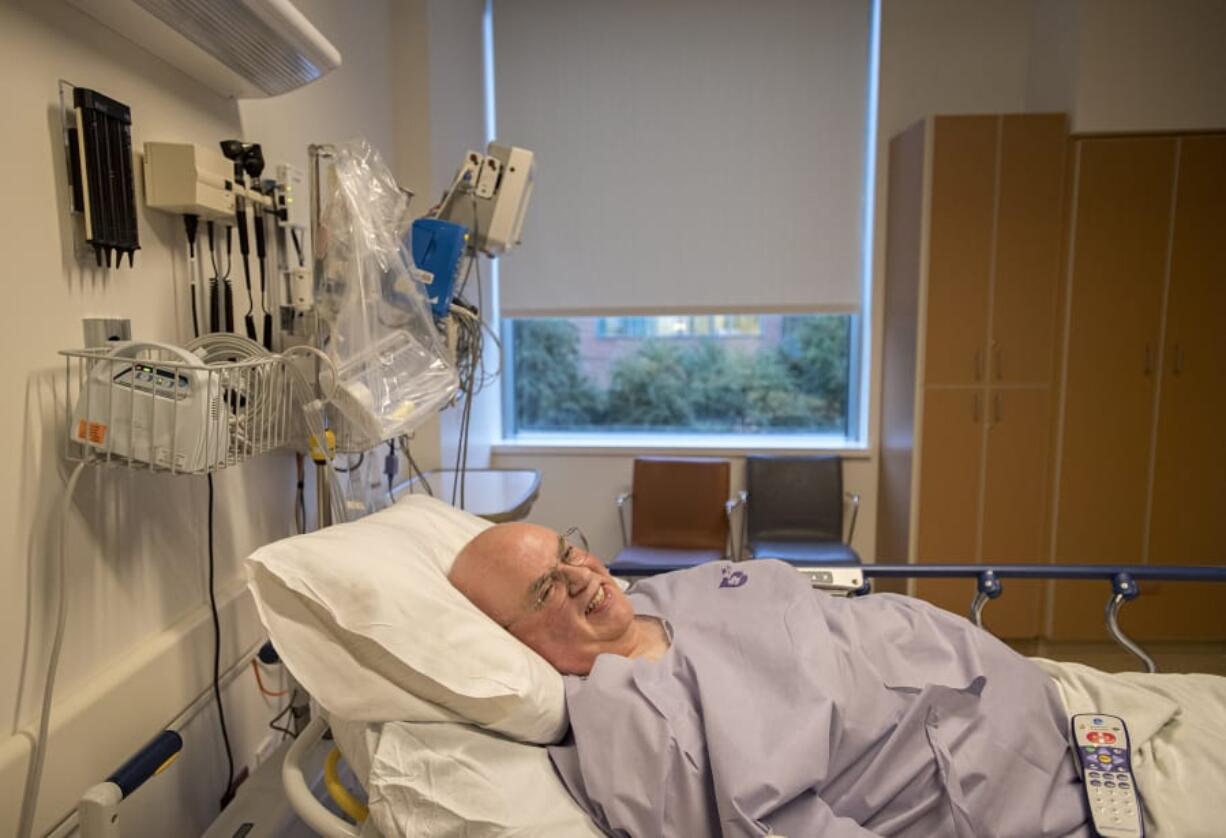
505, 313, 853, 437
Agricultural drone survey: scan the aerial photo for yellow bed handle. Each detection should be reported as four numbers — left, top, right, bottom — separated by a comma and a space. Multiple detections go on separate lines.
324, 746, 369, 823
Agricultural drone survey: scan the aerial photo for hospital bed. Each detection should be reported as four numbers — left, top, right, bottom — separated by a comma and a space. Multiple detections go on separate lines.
270, 546, 1225, 838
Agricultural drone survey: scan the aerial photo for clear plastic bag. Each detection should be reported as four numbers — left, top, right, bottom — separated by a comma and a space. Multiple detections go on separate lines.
317, 139, 458, 449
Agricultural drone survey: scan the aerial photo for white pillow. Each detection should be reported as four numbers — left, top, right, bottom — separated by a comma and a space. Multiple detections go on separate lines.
366, 721, 603, 838
245, 495, 568, 743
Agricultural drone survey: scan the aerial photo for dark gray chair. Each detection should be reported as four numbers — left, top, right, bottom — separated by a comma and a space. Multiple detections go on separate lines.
743, 455, 860, 564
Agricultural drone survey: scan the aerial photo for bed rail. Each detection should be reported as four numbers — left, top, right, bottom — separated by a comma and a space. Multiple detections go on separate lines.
609, 561, 1226, 673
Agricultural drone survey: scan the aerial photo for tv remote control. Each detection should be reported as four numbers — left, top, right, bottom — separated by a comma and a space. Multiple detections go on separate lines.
1071, 713, 1143, 837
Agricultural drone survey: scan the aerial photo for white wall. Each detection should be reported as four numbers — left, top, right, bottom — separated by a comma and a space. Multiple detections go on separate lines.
1026, 0, 1226, 132
0, 1, 433, 834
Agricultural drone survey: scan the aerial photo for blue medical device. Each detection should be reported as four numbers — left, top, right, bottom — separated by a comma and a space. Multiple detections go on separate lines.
410, 218, 468, 320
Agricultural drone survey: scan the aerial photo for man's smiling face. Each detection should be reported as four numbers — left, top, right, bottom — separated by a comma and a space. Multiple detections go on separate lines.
449, 523, 636, 674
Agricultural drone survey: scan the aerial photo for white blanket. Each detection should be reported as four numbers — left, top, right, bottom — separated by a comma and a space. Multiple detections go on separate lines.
1034, 659, 1226, 838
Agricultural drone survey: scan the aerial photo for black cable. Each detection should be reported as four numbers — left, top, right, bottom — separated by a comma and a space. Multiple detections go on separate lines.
385, 440, 397, 505
402, 436, 433, 497
222, 227, 235, 333
208, 221, 220, 333
333, 452, 364, 473
295, 452, 306, 534
269, 688, 300, 739
185, 214, 200, 338
290, 228, 305, 268
253, 202, 272, 350
207, 474, 237, 809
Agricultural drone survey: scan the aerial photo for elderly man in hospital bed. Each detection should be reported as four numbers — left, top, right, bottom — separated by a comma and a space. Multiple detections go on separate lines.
250, 497, 1224, 838
450, 521, 1223, 838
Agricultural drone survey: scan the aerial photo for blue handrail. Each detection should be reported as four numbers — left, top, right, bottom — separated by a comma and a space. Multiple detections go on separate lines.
859, 564, 1226, 582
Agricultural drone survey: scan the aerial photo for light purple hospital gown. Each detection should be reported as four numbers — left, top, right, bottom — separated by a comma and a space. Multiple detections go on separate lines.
548, 560, 1090, 837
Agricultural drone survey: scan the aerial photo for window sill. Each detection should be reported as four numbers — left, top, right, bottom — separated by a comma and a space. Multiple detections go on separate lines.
492, 433, 872, 458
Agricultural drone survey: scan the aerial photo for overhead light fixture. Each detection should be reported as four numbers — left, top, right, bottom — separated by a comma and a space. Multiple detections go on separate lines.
67, 0, 343, 99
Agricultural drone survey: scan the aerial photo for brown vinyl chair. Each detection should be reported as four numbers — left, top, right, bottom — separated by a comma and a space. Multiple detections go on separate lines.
611, 457, 743, 569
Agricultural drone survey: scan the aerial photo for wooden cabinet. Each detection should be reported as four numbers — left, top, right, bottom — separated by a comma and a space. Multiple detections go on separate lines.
878, 114, 1067, 637
992, 116, 1067, 385
1050, 134, 1226, 641
883, 117, 1225, 643
924, 117, 996, 386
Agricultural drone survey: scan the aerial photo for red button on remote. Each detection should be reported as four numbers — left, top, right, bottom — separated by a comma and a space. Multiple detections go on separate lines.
1101, 732, 1116, 744
1087, 732, 1102, 743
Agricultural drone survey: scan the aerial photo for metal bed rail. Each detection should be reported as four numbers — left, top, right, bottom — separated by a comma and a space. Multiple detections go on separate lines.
609, 561, 1226, 673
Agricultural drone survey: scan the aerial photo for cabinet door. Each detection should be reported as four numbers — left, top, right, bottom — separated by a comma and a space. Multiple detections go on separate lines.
924, 116, 996, 386
1132, 135, 1226, 641
915, 387, 983, 616
981, 387, 1052, 637
991, 115, 1066, 385
1050, 137, 1176, 640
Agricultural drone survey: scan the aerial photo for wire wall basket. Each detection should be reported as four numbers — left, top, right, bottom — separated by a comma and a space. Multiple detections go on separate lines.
60, 341, 307, 475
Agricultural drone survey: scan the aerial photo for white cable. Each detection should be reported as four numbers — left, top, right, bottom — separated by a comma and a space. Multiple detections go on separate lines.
18, 460, 88, 838
280, 345, 339, 401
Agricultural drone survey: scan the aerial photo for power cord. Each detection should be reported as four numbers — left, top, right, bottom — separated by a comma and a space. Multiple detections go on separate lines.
401, 435, 433, 497
269, 688, 300, 739
16, 461, 87, 838
294, 452, 306, 534
384, 440, 398, 505
207, 474, 238, 810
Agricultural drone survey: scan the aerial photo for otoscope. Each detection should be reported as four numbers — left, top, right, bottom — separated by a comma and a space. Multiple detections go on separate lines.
220, 140, 265, 343
254, 196, 272, 349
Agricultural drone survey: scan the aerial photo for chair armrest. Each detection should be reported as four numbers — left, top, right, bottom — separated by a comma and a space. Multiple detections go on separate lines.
725, 490, 748, 561
724, 490, 747, 517
844, 491, 861, 545
615, 492, 633, 548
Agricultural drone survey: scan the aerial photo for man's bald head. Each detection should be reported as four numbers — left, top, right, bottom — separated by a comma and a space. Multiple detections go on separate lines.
449, 522, 637, 674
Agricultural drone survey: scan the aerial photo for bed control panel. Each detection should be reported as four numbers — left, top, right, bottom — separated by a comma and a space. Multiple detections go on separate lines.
1071, 713, 1143, 838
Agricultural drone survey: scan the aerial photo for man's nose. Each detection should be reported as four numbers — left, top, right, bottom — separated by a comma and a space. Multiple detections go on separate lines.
559, 563, 591, 595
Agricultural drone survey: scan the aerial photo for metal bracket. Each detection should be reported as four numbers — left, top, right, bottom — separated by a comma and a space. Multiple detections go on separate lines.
969, 570, 1002, 629
1105, 573, 1158, 673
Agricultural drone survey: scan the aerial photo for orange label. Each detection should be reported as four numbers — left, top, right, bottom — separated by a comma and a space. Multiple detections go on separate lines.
77, 419, 107, 445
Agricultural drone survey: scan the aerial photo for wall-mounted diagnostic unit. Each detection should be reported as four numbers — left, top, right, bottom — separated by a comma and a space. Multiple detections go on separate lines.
143, 142, 238, 219
434, 144, 535, 257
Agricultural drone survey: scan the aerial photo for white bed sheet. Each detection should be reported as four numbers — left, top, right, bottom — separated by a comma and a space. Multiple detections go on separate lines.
332, 663, 1225, 838
330, 715, 603, 838
1035, 659, 1226, 838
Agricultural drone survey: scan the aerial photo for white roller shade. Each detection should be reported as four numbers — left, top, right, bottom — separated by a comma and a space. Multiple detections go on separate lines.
495, 0, 870, 315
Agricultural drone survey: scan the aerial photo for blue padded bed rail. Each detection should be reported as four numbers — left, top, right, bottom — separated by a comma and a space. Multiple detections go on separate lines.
610, 561, 1226, 673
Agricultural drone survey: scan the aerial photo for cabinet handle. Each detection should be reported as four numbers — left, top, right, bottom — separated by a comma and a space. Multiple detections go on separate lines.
974, 350, 983, 382
993, 343, 1002, 381
992, 393, 1002, 425
972, 393, 981, 424
1143, 343, 1154, 375
1173, 342, 1184, 376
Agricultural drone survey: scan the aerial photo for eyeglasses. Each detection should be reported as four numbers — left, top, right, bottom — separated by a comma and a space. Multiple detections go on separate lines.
502, 526, 592, 628
561, 526, 589, 559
